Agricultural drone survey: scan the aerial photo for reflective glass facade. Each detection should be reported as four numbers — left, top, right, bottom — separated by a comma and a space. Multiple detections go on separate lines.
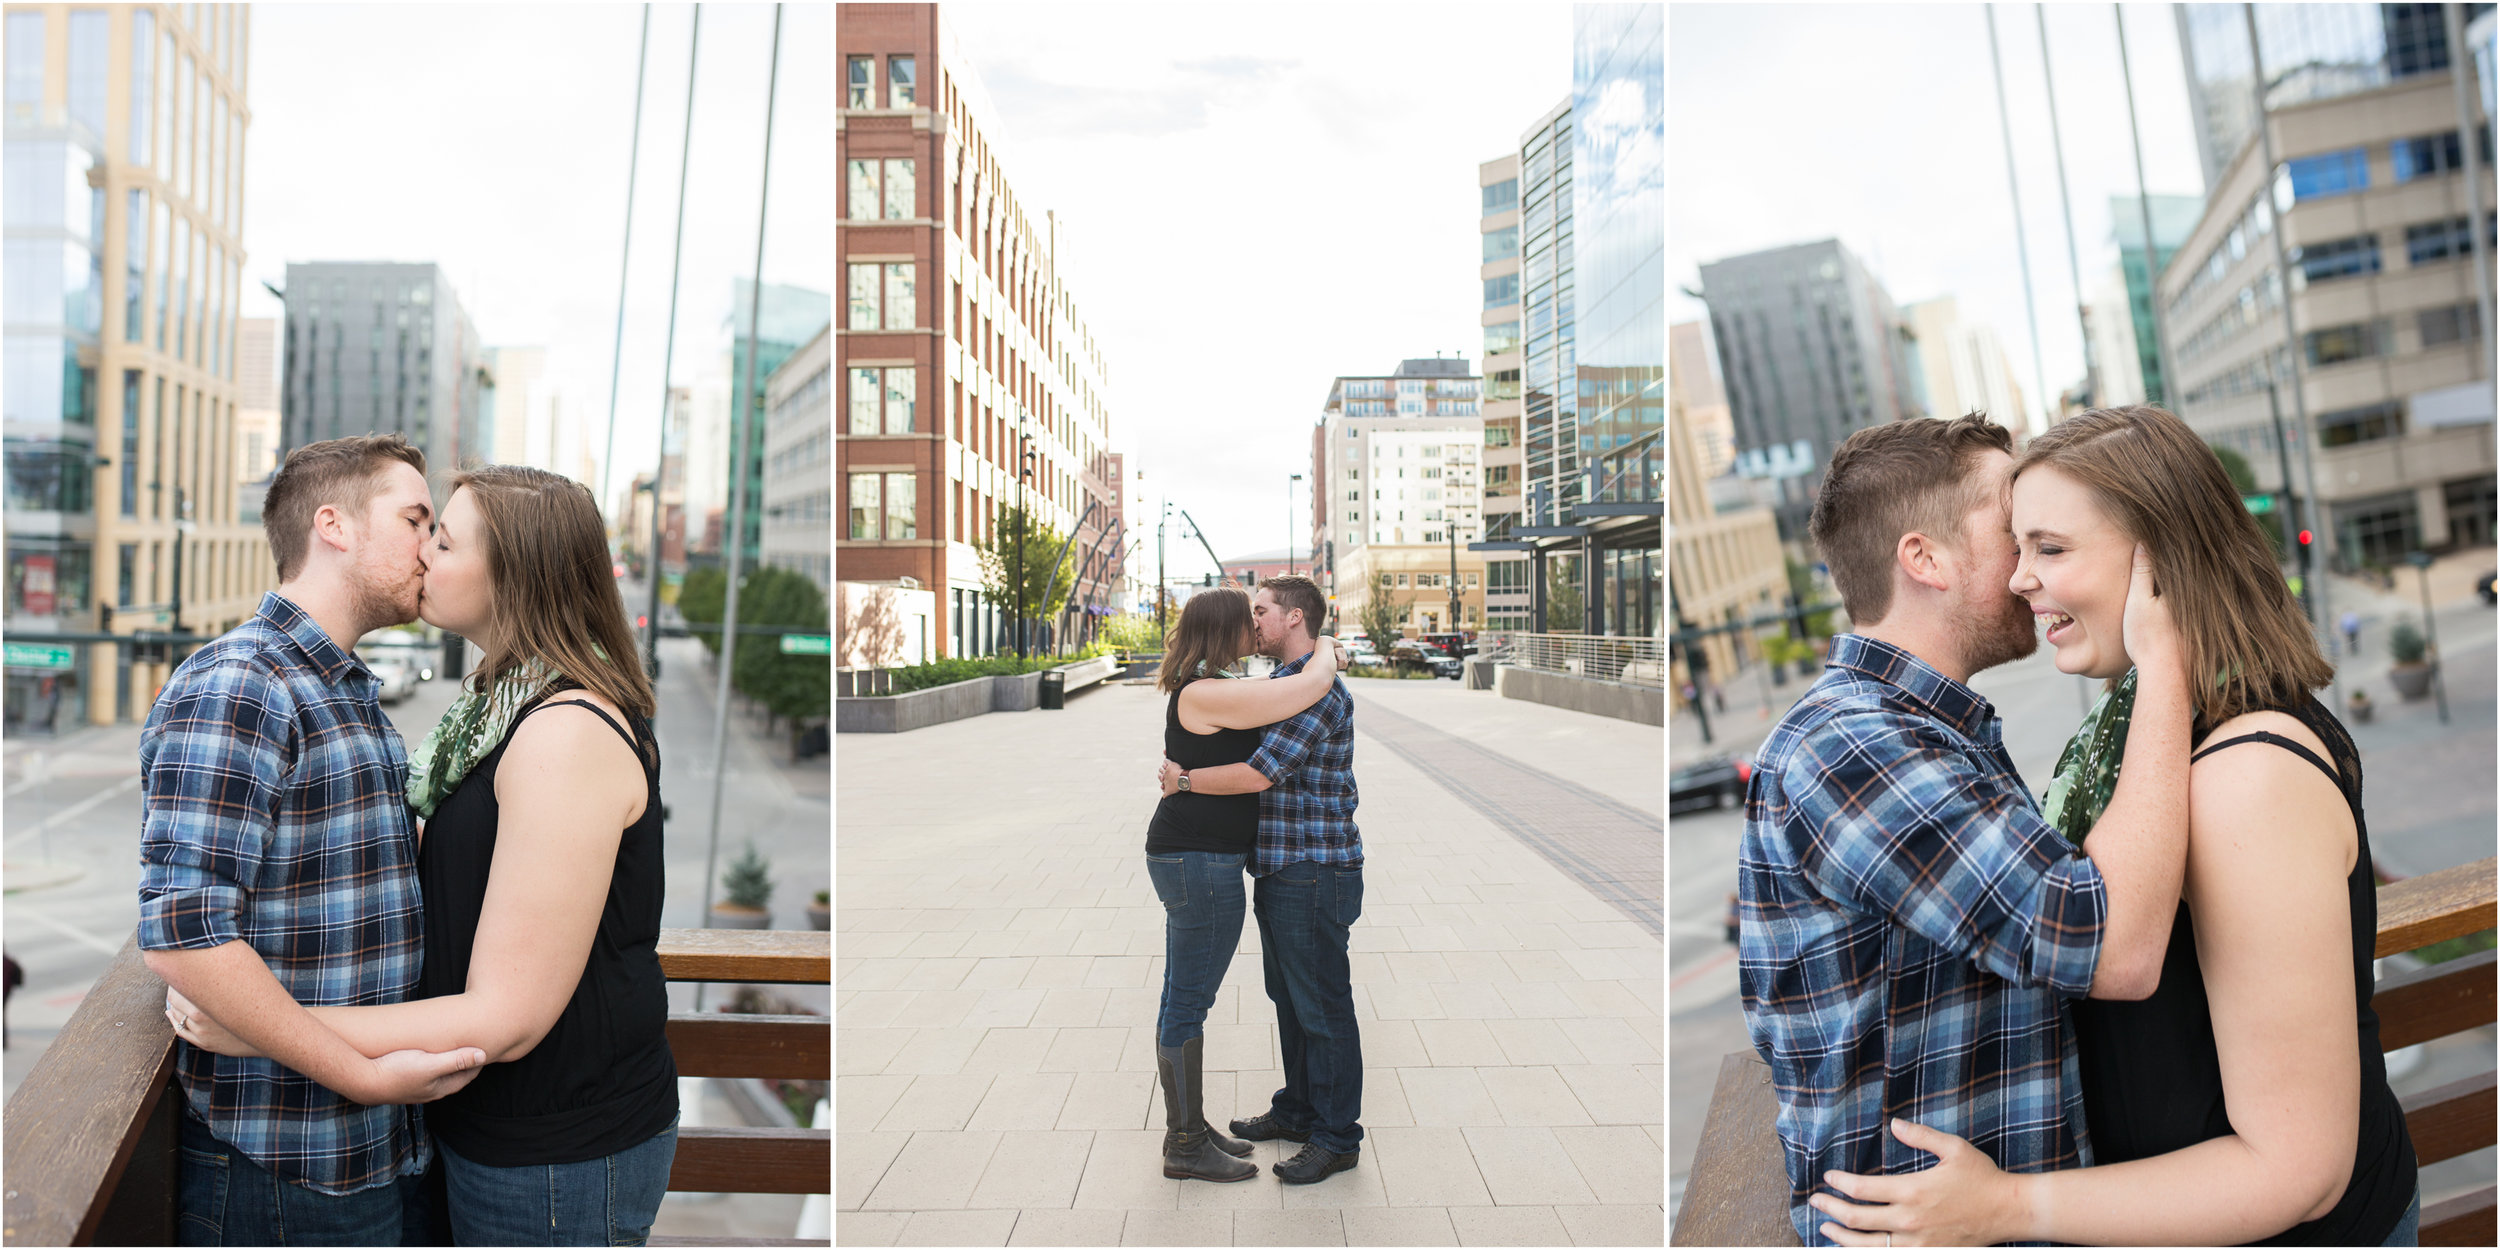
1571, 1, 1663, 510
1518, 104, 1577, 521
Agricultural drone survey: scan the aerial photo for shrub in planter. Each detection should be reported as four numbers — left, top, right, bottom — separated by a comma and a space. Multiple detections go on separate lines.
714, 844, 774, 929
2386, 619, 2433, 700
807, 888, 831, 931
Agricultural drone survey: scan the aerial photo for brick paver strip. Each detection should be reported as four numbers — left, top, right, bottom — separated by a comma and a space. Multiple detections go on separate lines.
1352, 694, 1664, 937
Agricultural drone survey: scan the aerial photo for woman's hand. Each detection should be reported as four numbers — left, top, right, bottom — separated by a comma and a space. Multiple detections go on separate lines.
1311, 635, 1341, 673
166, 985, 266, 1059
2119, 542, 2185, 689
1805, 1118, 2025, 1247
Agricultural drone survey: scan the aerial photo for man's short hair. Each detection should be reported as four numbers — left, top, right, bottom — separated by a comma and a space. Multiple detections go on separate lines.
262, 434, 428, 581
1258, 573, 1328, 635
1807, 413, 2014, 625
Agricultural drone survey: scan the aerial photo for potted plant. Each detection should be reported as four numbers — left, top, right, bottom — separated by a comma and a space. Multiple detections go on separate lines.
712, 844, 774, 929
2347, 686, 2374, 724
807, 888, 830, 931
2387, 619, 2433, 701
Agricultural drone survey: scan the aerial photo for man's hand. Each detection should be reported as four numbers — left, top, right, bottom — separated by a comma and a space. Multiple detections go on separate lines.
357, 1046, 489, 1106
1159, 758, 1183, 798
167, 985, 264, 1059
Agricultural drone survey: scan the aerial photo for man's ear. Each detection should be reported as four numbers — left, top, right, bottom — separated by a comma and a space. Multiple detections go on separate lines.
1896, 530, 1954, 595
309, 501, 356, 560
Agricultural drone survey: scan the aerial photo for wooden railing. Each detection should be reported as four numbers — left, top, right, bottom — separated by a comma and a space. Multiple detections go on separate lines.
1, 928, 831, 1247
1673, 856, 2497, 1246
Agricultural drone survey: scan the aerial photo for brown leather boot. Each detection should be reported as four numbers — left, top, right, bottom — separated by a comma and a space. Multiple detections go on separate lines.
1157, 1038, 1256, 1181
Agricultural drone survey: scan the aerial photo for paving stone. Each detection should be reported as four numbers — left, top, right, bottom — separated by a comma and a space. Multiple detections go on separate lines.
1449, 1204, 1571, 1245
863, 1130, 1004, 1210
966, 1130, 1095, 1209
1397, 1066, 1503, 1126
1342, 1206, 1457, 1245
1235, 1208, 1349, 1245
1005, 1209, 1127, 1246
966, 1071, 1076, 1132
894, 1208, 1019, 1246
1554, 1203, 1665, 1246
1552, 1125, 1663, 1205
1480, 1065, 1595, 1129
1460, 1127, 1596, 1206
1118, 1209, 1233, 1246
877, 1072, 997, 1132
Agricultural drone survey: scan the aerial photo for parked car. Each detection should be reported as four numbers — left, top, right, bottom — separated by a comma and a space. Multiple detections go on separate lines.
1346, 640, 1381, 667
358, 650, 420, 705
2479, 571, 2496, 606
1422, 631, 1476, 658
1389, 640, 1464, 680
1670, 753, 1752, 815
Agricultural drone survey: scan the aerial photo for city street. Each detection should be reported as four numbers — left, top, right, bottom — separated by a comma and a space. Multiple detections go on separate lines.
1666, 554, 2500, 1218
834, 677, 1665, 1246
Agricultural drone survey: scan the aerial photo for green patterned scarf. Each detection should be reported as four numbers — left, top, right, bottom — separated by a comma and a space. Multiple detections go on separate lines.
406, 659, 564, 820
2041, 668, 2137, 846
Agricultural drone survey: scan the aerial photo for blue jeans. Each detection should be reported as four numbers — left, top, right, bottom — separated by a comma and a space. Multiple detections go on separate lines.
2379, 1184, 2421, 1246
1146, 851, 1249, 1046
1252, 860, 1364, 1154
177, 1110, 432, 1246
437, 1116, 678, 1246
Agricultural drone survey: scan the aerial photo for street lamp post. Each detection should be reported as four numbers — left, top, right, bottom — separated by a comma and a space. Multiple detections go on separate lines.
1447, 522, 1460, 635
2409, 550, 2449, 724
1288, 473, 1302, 578
170, 487, 195, 636
1016, 433, 1035, 659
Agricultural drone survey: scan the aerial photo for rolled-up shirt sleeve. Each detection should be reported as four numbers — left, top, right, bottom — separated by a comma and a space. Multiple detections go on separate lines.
1246, 700, 1332, 788
138, 664, 293, 952
1781, 709, 2105, 996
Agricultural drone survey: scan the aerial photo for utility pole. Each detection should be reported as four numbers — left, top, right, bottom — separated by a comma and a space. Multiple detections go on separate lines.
1447, 521, 1460, 634
1987, 6, 2054, 436
2245, 2, 2340, 713
1156, 499, 1168, 640
642, 6, 701, 678
1015, 432, 1033, 659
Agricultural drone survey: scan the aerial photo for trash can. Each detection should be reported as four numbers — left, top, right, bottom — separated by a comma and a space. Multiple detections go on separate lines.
1039, 669, 1066, 710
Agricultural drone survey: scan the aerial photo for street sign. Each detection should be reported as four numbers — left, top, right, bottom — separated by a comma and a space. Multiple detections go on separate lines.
5, 642, 77, 671
778, 633, 832, 656
2242, 493, 2275, 514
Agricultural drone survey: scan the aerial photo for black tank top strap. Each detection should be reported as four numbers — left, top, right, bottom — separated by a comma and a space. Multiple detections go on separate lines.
2188, 729, 2343, 790
517, 693, 655, 774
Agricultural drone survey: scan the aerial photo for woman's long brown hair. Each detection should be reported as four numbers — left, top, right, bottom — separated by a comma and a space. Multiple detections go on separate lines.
451, 465, 658, 745
2013, 405, 2332, 726
1158, 586, 1253, 694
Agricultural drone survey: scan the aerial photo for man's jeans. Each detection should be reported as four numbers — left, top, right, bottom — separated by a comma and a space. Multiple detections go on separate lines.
1147, 851, 1250, 1047
177, 1110, 429, 1246
1252, 860, 1364, 1154
437, 1115, 678, 1246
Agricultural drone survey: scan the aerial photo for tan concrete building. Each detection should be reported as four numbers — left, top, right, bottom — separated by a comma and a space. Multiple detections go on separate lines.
1669, 320, 1736, 479
761, 323, 832, 591
3, 4, 263, 729
1667, 377, 1784, 705
2162, 43, 2495, 567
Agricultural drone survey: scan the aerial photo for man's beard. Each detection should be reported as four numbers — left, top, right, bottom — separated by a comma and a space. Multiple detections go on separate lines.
1958, 586, 2039, 676
349, 557, 422, 635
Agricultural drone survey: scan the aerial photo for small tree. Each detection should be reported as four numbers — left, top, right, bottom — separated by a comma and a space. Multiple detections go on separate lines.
720, 843, 773, 912
1360, 570, 1402, 648
678, 565, 728, 655
977, 505, 1075, 652
2388, 618, 2428, 665
731, 567, 831, 725
1544, 566, 1586, 633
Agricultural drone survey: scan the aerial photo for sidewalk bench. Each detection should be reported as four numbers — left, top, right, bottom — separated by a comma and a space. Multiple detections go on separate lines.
1673, 856, 2498, 1247
1054, 654, 1120, 695
2, 929, 833, 1247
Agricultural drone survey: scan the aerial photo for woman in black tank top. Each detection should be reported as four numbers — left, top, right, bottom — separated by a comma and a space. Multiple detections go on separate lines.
163, 467, 680, 1246
1139, 587, 1343, 1184
1808, 407, 2418, 1246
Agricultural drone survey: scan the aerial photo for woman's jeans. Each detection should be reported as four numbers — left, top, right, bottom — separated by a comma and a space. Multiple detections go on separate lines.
437, 1115, 679, 1246
2379, 1184, 2422, 1246
1146, 851, 1248, 1047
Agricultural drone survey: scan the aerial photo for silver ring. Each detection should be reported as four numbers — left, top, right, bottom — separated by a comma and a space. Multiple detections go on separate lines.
1887, 1235, 1893, 1248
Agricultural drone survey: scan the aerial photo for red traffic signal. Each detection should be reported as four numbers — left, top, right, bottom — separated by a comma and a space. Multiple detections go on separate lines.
2298, 529, 2314, 545
636, 614, 649, 629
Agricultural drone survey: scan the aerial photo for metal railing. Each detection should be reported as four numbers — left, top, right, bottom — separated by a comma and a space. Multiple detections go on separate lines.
1496, 632, 1666, 687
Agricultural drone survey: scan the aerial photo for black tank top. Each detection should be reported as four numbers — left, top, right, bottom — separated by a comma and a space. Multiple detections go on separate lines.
1144, 677, 1261, 855
416, 690, 679, 1166
2070, 695, 2415, 1245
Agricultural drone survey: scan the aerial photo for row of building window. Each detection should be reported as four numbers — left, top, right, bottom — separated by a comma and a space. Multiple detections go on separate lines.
765, 490, 830, 524
769, 429, 828, 479
847, 365, 915, 435
5, 533, 265, 622
847, 471, 917, 541
846, 158, 916, 221
3, 10, 248, 241
847, 262, 916, 331
845, 54, 916, 109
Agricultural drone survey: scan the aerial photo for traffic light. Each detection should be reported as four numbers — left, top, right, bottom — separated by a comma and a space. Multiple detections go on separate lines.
2297, 528, 2314, 574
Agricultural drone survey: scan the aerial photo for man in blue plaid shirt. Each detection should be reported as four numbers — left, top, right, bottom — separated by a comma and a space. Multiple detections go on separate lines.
1159, 574, 1364, 1186
1738, 415, 2196, 1246
140, 435, 484, 1244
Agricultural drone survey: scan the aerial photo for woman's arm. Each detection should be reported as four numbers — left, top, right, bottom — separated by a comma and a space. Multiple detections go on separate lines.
2076, 546, 2195, 1001
303, 704, 644, 1064
1178, 638, 1340, 732
1811, 726, 2361, 1246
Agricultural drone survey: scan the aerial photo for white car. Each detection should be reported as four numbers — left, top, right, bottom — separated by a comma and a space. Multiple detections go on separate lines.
359, 650, 420, 704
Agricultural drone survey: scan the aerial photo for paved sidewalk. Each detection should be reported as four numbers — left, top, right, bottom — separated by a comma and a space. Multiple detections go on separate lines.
835, 679, 1664, 1246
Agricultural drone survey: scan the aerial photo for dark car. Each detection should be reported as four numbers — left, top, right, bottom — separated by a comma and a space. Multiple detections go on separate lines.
2479, 571, 2496, 606
1422, 631, 1476, 659
1670, 753, 1752, 815
1390, 640, 1464, 680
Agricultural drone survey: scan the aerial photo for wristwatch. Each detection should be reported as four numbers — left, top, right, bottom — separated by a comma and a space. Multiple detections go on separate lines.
1177, 770, 1193, 793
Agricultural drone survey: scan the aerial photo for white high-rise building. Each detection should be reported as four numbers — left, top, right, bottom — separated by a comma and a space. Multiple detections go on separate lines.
1314, 359, 1486, 636
1904, 296, 2032, 438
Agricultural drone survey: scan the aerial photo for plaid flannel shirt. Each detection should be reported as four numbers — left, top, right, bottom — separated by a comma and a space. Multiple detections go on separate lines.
1738, 633, 2105, 1247
1246, 649, 1361, 877
137, 592, 429, 1195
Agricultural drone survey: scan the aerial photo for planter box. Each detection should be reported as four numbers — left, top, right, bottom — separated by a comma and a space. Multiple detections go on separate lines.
835, 668, 1053, 733
992, 670, 1044, 711
1494, 664, 1666, 726
2390, 664, 2435, 701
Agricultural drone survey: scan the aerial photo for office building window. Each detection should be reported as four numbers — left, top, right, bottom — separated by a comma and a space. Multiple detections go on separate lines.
849, 473, 882, 539
2391, 131, 2474, 181
884, 472, 916, 539
120, 370, 139, 515
1481, 178, 1517, 214
1484, 273, 1520, 308
884, 367, 914, 434
2405, 216, 2477, 264
847, 56, 872, 108
883, 158, 915, 219
124, 190, 147, 341
4, 13, 40, 123
846, 159, 879, 220
128, 10, 154, 163
1482, 225, 1519, 263
2419, 303, 2482, 347
2304, 320, 2390, 367
2276, 147, 2369, 205
848, 366, 880, 434
2318, 401, 2403, 448
883, 263, 914, 329
1484, 319, 1520, 357
67, 10, 107, 139
847, 264, 880, 329
888, 56, 915, 107
2291, 233, 2379, 284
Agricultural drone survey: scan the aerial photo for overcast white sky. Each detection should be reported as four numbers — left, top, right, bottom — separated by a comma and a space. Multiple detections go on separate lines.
1669, 3, 2206, 430
240, 3, 831, 507
932, 2, 1577, 578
